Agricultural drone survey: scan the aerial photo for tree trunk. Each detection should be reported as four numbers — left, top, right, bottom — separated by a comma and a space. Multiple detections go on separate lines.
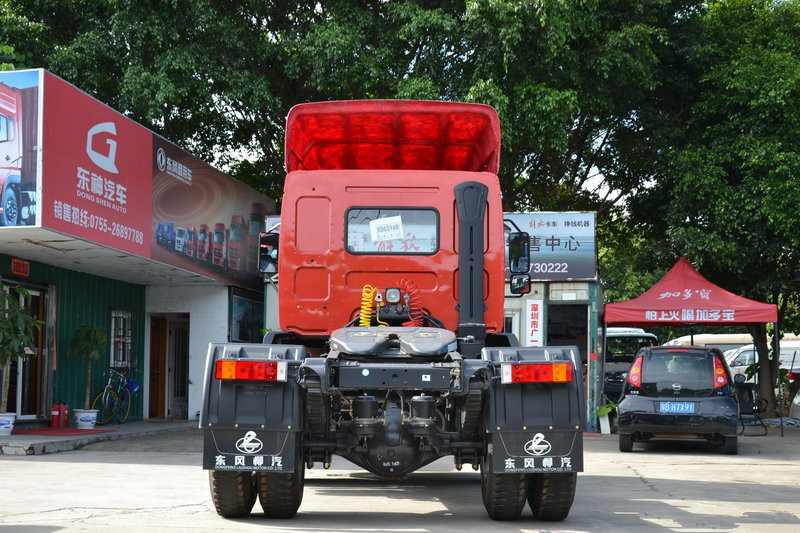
84, 359, 92, 410
749, 324, 777, 417
0, 361, 10, 413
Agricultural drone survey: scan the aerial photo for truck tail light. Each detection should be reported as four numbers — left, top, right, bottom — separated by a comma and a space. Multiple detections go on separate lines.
215, 360, 287, 382
626, 357, 643, 387
501, 362, 573, 384
713, 357, 729, 388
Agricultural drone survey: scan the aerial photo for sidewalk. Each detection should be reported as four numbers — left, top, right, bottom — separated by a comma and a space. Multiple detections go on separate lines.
0, 419, 198, 456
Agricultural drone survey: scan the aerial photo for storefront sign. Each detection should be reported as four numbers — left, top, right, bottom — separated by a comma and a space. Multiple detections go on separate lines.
505, 212, 597, 280
11, 257, 30, 277
524, 299, 544, 347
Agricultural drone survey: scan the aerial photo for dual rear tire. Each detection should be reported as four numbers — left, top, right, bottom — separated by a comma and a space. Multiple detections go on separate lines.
481, 455, 577, 521
209, 439, 304, 519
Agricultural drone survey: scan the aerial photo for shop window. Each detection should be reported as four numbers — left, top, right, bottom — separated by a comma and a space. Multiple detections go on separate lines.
111, 309, 134, 368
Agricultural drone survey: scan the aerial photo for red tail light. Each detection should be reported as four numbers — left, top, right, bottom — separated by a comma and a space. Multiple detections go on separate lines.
215, 360, 287, 381
501, 362, 573, 384
713, 357, 728, 388
626, 357, 643, 387
786, 370, 799, 382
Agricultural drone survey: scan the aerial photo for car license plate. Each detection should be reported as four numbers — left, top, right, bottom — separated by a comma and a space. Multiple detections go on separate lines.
659, 401, 695, 413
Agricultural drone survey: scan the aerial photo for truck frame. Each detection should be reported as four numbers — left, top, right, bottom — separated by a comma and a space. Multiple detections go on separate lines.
200, 100, 584, 521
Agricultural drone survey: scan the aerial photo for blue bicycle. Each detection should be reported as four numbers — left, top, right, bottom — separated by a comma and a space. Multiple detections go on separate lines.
91, 368, 140, 425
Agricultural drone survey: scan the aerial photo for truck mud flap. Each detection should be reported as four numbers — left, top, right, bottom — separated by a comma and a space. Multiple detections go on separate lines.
203, 429, 297, 472
489, 430, 583, 473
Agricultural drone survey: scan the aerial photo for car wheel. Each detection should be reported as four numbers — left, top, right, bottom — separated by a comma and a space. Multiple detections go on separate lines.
723, 436, 738, 455
619, 433, 633, 452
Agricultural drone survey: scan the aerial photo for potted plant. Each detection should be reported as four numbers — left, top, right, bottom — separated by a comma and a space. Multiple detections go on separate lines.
69, 324, 107, 429
0, 284, 43, 435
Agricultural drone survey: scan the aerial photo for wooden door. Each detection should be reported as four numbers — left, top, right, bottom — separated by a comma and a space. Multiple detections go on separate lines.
149, 317, 167, 418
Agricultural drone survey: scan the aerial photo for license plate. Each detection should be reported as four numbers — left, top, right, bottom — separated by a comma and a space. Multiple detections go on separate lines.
659, 401, 695, 413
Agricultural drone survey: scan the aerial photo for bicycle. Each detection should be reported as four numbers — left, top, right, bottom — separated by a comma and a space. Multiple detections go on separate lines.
91, 368, 140, 425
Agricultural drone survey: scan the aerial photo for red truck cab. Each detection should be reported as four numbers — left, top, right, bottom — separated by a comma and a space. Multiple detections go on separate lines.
278, 100, 505, 338
227, 215, 245, 272
0, 82, 23, 225
211, 222, 227, 269
196, 224, 210, 264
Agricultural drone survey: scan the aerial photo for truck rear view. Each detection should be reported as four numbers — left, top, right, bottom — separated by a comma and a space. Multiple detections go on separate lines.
200, 100, 584, 521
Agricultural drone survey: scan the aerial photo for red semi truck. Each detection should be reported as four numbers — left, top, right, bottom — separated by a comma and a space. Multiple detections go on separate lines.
0, 81, 37, 226
200, 101, 584, 521
211, 222, 227, 269
227, 214, 245, 272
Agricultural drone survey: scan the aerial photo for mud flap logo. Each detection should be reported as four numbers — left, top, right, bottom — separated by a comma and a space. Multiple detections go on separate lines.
524, 433, 551, 456
235, 431, 264, 454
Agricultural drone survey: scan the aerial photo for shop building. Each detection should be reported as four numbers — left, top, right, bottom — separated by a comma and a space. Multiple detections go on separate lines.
0, 69, 273, 424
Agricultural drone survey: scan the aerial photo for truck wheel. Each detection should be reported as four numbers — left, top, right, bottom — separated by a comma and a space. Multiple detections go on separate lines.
257, 467, 304, 518
480, 455, 528, 520
1, 185, 19, 226
257, 439, 304, 518
619, 433, 633, 452
527, 472, 577, 521
208, 470, 256, 518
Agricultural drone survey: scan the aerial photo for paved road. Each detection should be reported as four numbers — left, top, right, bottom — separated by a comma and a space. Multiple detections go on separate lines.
1, 428, 799, 532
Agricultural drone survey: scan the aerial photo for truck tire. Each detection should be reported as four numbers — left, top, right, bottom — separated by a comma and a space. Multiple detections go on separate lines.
257, 439, 304, 518
480, 455, 528, 521
1, 185, 19, 226
527, 472, 577, 521
208, 470, 256, 518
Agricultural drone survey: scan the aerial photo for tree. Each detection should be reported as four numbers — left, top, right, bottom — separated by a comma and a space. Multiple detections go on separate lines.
630, 0, 800, 414
0, 284, 43, 413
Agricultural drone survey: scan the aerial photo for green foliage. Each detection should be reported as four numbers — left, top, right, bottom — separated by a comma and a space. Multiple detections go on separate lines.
68, 324, 107, 363
69, 324, 107, 410
0, 284, 43, 368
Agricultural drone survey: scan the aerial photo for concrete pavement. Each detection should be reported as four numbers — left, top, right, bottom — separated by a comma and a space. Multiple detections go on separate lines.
0, 418, 198, 455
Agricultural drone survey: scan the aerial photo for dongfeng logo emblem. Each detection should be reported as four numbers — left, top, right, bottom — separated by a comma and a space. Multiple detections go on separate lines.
524, 433, 552, 456
86, 122, 119, 174
235, 431, 263, 454
156, 147, 167, 172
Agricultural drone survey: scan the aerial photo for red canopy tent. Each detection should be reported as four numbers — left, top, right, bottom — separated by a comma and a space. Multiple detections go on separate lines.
605, 257, 777, 327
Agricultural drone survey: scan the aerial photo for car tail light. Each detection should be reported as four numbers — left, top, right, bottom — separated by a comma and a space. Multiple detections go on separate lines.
501, 362, 573, 384
215, 360, 287, 382
626, 357, 643, 387
713, 357, 728, 388
786, 370, 799, 383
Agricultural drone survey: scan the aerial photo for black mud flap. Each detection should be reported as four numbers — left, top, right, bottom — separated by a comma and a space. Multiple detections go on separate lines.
489, 430, 583, 473
203, 429, 297, 472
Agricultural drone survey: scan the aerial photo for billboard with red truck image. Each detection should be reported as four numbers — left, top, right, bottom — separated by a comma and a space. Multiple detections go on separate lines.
0, 69, 274, 289
0, 71, 39, 226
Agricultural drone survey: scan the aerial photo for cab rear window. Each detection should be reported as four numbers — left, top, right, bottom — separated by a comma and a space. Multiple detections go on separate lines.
639, 351, 717, 397
346, 208, 438, 255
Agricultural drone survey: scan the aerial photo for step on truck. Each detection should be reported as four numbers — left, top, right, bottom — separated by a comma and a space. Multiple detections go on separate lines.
200, 100, 585, 521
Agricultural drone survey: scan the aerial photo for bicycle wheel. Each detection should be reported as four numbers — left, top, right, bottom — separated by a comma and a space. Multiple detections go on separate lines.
116, 387, 132, 423
91, 389, 118, 425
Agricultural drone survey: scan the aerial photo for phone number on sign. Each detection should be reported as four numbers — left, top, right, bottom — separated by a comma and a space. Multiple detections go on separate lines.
88, 216, 144, 244
53, 201, 144, 245
531, 262, 569, 274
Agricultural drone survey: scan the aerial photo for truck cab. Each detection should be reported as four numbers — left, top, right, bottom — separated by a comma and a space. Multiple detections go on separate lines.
1, 82, 23, 225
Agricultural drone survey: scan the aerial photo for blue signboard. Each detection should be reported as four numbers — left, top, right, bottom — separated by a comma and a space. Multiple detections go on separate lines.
504, 212, 596, 280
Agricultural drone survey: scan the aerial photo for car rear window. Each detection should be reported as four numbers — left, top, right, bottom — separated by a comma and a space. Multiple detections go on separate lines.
639, 350, 716, 397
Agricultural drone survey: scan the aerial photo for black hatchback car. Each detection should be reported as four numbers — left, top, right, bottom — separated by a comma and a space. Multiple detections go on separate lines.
617, 346, 739, 454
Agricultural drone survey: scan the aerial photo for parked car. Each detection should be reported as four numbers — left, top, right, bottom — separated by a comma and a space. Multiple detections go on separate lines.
726, 341, 800, 390
617, 346, 738, 454
604, 327, 658, 404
